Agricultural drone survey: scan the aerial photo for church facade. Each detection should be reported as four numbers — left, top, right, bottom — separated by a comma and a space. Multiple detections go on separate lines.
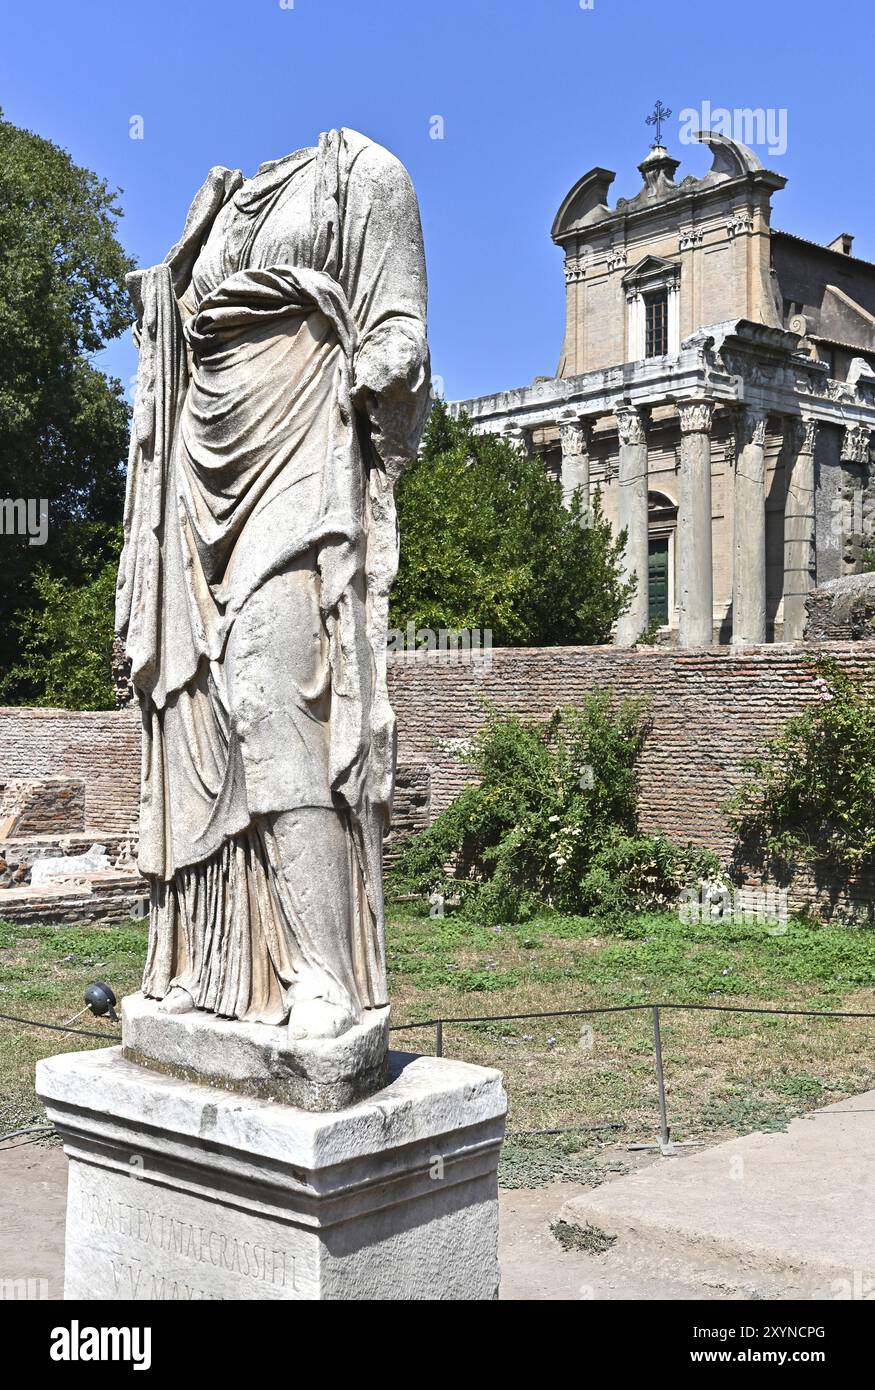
451, 131, 875, 645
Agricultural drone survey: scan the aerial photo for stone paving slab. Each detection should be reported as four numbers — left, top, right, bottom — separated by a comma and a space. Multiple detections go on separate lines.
561, 1089, 875, 1297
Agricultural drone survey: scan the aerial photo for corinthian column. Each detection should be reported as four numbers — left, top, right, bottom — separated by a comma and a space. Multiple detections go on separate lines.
558, 418, 592, 514
502, 423, 532, 458
614, 404, 649, 646
732, 407, 768, 644
677, 399, 714, 647
783, 418, 818, 640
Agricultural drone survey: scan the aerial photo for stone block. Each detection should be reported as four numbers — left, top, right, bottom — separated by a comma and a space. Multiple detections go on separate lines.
122, 991, 390, 1112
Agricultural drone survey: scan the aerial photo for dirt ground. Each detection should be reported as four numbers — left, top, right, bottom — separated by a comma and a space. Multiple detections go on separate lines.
0, 1142, 67, 1299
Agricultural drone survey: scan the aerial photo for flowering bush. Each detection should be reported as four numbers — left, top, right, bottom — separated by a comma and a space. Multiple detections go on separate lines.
727, 658, 875, 873
392, 695, 717, 923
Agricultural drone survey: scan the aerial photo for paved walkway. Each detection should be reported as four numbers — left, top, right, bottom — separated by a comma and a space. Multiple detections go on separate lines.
1, 1145, 702, 1301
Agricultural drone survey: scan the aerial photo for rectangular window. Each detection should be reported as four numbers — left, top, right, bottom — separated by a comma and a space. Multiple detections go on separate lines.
648, 537, 669, 625
645, 290, 668, 358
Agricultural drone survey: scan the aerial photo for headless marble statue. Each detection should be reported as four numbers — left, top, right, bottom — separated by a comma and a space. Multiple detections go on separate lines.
117, 129, 429, 1059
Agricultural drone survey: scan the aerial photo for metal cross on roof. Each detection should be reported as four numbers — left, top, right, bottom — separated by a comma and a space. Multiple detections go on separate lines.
646, 100, 672, 147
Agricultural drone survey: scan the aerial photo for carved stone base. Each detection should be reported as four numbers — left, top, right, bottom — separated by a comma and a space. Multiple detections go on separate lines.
36, 1047, 506, 1301
121, 991, 389, 1111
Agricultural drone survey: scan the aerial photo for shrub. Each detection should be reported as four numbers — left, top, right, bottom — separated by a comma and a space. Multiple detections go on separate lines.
577, 834, 720, 919
727, 658, 875, 875
392, 696, 717, 922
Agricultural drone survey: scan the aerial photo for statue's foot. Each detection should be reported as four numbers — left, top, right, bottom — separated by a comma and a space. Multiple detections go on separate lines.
288, 998, 356, 1041
157, 986, 195, 1015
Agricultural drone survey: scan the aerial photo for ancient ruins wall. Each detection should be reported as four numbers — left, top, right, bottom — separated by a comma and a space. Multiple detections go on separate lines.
386, 642, 874, 850
0, 707, 140, 833
387, 641, 875, 915
2, 641, 875, 912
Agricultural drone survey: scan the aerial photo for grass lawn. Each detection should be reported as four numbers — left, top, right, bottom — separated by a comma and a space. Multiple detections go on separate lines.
3, 905, 875, 1185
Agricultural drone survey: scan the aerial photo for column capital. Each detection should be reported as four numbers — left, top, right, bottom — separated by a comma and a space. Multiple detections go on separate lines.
558, 417, 592, 457
615, 403, 647, 447
841, 422, 872, 464
677, 399, 714, 435
502, 424, 532, 456
564, 254, 588, 284
737, 406, 769, 448
787, 416, 819, 455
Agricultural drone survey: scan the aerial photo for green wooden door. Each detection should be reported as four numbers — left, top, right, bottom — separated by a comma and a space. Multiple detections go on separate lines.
648, 537, 669, 625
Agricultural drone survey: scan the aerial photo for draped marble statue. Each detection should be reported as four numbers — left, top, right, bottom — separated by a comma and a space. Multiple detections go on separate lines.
117, 129, 429, 1048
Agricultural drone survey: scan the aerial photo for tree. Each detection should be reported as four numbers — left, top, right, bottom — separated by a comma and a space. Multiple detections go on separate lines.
0, 110, 133, 698
391, 401, 634, 646
1, 525, 121, 711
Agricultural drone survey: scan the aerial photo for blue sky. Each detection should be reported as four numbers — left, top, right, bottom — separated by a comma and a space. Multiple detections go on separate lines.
1, 0, 872, 402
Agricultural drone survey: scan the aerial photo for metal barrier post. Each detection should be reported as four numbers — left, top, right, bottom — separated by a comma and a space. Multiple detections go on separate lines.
435, 1020, 443, 1057
652, 1005, 670, 1149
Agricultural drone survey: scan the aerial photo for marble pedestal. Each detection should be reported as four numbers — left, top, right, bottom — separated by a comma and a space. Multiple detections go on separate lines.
36, 1047, 506, 1301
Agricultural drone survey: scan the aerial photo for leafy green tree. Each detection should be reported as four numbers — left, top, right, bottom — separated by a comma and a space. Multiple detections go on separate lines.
0, 110, 133, 695
1, 525, 121, 710
391, 401, 634, 645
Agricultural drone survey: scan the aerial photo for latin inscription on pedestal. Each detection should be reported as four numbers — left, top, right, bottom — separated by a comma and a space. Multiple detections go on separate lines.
65, 1162, 314, 1300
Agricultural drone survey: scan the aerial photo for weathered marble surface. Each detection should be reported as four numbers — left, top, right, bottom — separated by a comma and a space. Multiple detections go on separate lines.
30, 843, 111, 888
37, 1048, 506, 1301
116, 128, 430, 1076
39, 132, 506, 1303
122, 991, 388, 1110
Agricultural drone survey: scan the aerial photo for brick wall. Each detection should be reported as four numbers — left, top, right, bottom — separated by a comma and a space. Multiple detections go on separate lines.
385, 642, 875, 872
2, 641, 874, 913
0, 777, 85, 837
0, 708, 140, 833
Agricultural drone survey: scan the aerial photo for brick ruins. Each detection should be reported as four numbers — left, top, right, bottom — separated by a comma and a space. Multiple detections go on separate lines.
2, 636, 874, 921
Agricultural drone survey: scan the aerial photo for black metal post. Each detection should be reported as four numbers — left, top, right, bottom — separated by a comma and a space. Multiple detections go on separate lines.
652, 1005, 670, 1147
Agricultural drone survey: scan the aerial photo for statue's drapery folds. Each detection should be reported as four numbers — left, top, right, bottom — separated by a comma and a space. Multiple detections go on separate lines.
117, 130, 429, 1036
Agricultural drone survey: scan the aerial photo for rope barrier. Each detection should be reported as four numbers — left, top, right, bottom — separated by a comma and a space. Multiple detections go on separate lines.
3, 999, 873, 1158
3, 999, 874, 1045
0, 1011, 120, 1040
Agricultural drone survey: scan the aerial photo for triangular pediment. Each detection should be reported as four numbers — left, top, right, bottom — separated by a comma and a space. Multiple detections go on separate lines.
622, 255, 680, 287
